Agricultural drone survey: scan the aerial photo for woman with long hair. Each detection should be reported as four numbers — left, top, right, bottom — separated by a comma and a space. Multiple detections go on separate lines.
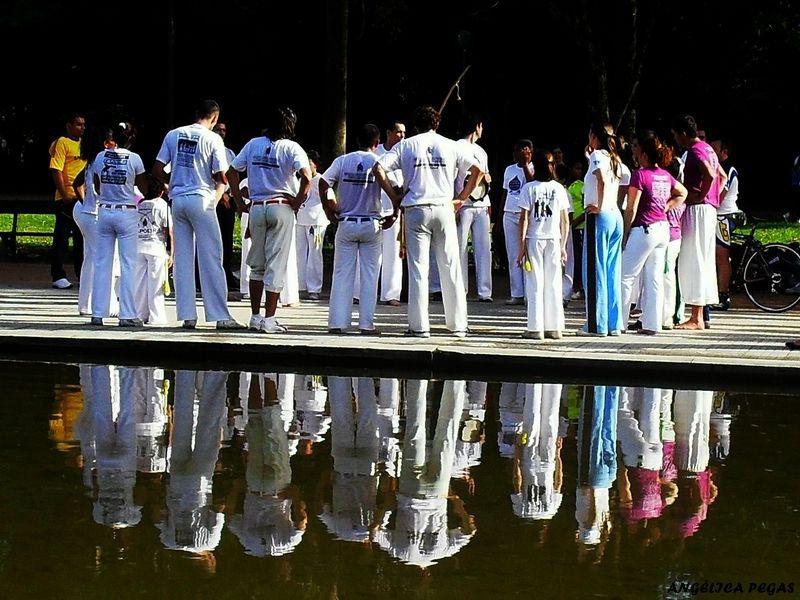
579, 122, 624, 336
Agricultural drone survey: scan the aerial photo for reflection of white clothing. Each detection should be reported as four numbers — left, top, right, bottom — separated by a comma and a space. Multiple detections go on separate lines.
617, 387, 663, 470
133, 367, 168, 473
228, 494, 304, 557
511, 383, 563, 520
157, 370, 227, 553
498, 383, 526, 457
374, 380, 474, 567
575, 487, 610, 545
90, 365, 142, 528
673, 390, 712, 473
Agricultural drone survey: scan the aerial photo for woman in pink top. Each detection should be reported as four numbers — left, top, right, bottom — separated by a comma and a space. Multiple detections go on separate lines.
621, 135, 687, 334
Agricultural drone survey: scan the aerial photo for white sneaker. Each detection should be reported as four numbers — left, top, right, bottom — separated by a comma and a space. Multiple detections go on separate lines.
52, 278, 73, 289
260, 317, 288, 333
248, 314, 265, 331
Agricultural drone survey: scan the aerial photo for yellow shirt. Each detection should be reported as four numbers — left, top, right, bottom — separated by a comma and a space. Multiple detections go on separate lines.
49, 136, 86, 200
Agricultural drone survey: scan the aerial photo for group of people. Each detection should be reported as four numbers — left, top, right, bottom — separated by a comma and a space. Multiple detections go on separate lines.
48, 102, 742, 339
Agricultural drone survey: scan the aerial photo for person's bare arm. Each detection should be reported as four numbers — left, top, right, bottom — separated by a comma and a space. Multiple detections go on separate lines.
686, 159, 715, 204
152, 161, 170, 185
72, 168, 87, 200
318, 178, 338, 223
225, 167, 247, 214
290, 166, 312, 211
456, 164, 483, 212
51, 168, 69, 199
517, 208, 529, 266
560, 208, 569, 264
587, 169, 604, 214
666, 179, 688, 212
623, 188, 642, 248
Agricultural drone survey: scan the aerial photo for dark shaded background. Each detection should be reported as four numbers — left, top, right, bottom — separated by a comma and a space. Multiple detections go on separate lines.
1, 0, 798, 213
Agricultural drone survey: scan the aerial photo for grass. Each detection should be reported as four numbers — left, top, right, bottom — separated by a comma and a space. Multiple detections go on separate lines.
3, 213, 799, 256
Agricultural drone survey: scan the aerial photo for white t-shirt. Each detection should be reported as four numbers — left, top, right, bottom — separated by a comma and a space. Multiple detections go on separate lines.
92, 148, 145, 204
502, 163, 530, 213
518, 180, 570, 240
155, 123, 228, 202
230, 136, 309, 201
583, 150, 621, 212
377, 130, 477, 208
455, 139, 490, 208
322, 150, 382, 217
376, 143, 404, 216
137, 197, 171, 256
718, 165, 740, 215
296, 173, 330, 226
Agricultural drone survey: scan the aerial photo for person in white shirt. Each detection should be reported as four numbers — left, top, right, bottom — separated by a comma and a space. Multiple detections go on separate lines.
455, 114, 493, 302
134, 174, 173, 325
516, 150, 570, 339
501, 139, 535, 305
320, 124, 385, 334
295, 150, 329, 301
710, 138, 740, 311
376, 121, 406, 306
373, 105, 481, 338
152, 99, 244, 330
90, 122, 148, 327
227, 106, 312, 334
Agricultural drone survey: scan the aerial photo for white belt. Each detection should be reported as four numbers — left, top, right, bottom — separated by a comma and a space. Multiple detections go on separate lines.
99, 203, 137, 210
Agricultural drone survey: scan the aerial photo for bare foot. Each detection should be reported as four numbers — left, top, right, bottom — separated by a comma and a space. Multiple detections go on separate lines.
675, 320, 705, 330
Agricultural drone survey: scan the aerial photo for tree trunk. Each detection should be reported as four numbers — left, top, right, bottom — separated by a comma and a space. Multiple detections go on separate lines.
324, 0, 348, 162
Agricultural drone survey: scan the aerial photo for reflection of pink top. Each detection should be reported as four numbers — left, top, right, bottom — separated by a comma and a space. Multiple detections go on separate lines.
684, 140, 721, 208
661, 441, 677, 482
622, 468, 662, 523
677, 470, 713, 539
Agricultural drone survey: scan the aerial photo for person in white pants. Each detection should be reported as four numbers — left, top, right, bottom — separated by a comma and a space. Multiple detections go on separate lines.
621, 135, 687, 335
376, 121, 406, 306
71, 127, 120, 318
227, 106, 311, 333
671, 115, 723, 331
516, 150, 570, 340
134, 175, 173, 325
320, 124, 385, 334
501, 139, 534, 305
373, 105, 481, 338
152, 99, 244, 330
90, 122, 148, 327
295, 150, 329, 301
455, 114, 493, 302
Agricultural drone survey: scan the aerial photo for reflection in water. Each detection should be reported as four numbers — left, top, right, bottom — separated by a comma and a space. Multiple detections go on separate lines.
61, 365, 759, 583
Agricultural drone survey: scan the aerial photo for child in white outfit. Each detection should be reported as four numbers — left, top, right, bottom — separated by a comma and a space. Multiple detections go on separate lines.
135, 175, 173, 325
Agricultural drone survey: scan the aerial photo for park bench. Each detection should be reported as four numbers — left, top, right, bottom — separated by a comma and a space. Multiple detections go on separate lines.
0, 195, 55, 256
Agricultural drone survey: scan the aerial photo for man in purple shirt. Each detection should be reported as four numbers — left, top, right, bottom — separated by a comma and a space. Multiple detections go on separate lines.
671, 115, 722, 331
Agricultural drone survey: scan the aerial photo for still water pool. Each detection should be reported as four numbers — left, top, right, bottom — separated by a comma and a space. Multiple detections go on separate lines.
0, 361, 797, 599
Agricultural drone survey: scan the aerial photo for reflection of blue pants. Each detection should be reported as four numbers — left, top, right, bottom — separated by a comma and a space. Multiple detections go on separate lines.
583, 211, 624, 334
577, 385, 618, 488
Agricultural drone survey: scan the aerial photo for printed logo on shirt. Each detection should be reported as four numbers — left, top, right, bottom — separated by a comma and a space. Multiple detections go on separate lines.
176, 133, 199, 168
342, 161, 376, 185
138, 207, 162, 241
508, 175, 522, 194
532, 188, 556, 221
100, 151, 130, 185
252, 144, 280, 169
413, 146, 447, 170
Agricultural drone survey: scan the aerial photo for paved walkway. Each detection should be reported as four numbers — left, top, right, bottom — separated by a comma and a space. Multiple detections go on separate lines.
1, 259, 799, 390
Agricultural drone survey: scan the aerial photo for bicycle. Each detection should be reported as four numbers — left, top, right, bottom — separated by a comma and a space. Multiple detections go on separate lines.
727, 215, 800, 312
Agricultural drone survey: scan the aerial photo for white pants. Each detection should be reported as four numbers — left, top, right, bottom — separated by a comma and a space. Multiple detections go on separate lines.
621, 221, 669, 332
240, 212, 252, 295
296, 223, 327, 294
328, 219, 382, 330
281, 222, 300, 305
503, 211, 525, 298
562, 226, 574, 303
404, 205, 468, 333
524, 238, 565, 333
172, 194, 231, 322
134, 251, 169, 325
92, 207, 138, 319
74, 204, 120, 316
380, 218, 403, 302
678, 204, 718, 306
663, 238, 682, 327
457, 205, 492, 299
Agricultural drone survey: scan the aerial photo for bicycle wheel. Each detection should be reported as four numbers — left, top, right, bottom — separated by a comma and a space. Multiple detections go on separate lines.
742, 243, 800, 312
